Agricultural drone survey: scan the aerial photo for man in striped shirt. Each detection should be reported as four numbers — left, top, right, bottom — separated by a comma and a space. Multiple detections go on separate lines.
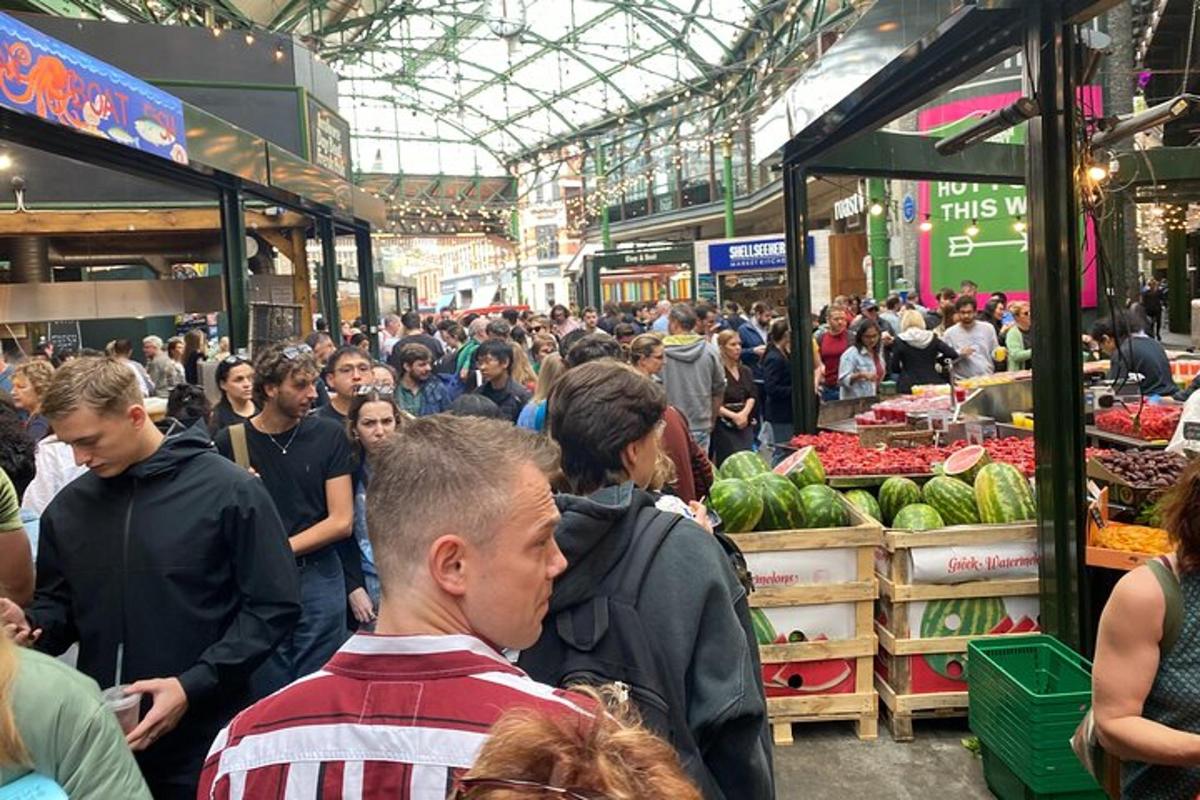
198, 416, 587, 799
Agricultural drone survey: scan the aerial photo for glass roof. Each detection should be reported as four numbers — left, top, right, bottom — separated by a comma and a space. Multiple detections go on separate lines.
330, 0, 773, 175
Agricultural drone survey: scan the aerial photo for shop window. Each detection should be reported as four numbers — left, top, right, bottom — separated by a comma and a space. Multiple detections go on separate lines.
545, 282, 556, 305
536, 225, 560, 260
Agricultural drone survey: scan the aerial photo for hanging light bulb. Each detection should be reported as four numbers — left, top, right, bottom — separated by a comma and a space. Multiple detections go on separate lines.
1013, 217, 1027, 234
919, 214, 933, 232
869, 202, 885, 217
1087, 163, 1109, 183
245, 32, 255, 45
966, 219, 981, 237
212, 25, 222, 37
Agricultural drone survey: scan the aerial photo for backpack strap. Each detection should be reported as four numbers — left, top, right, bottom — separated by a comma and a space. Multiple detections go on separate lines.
229, 423, 251, 471
1147, 556, 1183, 657
609, 507, 683, 605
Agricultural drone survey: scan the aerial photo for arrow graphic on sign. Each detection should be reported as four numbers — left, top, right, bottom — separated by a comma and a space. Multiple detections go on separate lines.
948, 234, 1028, 258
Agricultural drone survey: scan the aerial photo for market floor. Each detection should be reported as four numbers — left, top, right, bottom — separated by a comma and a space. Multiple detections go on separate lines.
774, 718, 991, 799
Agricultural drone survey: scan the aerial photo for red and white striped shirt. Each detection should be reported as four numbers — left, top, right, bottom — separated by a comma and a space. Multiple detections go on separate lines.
197, 634, 590, 799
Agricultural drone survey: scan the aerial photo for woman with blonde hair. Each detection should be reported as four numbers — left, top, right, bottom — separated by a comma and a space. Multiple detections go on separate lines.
509, 339, 538, 390
456, 678, 702, 800
1005, 301, 1033, 371
0, 634, 152, 797
11, 360, 54, 441
887, 309, 959, 394
518, 352, 565, 433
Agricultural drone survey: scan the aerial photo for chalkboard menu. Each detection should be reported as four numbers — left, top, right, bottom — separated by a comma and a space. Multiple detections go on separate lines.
47, 320, 81, 354
307, 97, 351, 180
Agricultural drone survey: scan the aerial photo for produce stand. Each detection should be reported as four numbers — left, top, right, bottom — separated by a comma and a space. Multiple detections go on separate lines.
728, 495, 883, 743
1084, 427, 1169, 451
874, 523, 1041, 742
1084, 489, 1173, 572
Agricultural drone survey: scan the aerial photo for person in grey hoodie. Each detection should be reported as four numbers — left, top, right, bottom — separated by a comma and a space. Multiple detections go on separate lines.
519, 360, 774, 800
661, 303, 726, 450
887, 309, 959, 394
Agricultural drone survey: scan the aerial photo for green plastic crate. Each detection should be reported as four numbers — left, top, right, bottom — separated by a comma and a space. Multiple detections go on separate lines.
968, 635, 1101, 794
982, 745, 1107, 800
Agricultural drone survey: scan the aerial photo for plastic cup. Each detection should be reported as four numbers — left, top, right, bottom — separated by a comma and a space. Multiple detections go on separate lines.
101, 686, 142, 734
993, 346, 1007, 362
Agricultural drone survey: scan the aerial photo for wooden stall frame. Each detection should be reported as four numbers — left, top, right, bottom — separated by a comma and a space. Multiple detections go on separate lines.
875, 522, 1039, 742
729, 504, 882, 744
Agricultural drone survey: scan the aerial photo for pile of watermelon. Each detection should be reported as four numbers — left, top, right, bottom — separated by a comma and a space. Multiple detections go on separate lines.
711, 449, 851, 532
839, 445, 1038, 530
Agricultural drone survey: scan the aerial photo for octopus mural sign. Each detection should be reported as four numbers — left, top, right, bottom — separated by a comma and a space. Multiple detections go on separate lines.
0, 12, 187, 164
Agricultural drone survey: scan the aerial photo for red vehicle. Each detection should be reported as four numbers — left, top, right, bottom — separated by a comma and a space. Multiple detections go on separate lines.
452, 304, 531, 319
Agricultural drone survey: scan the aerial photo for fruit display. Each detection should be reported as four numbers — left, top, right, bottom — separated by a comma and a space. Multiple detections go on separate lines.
719, 450, 771, 481
974, 463, 1038, 524
774, 445, 826, 489
921, 476, 982, 526
750, 473, 807, 531
1095, 404, 1181, 441
861, 394, 953, 424
843, 489, 881, 522
1092, 523, 1173, 556
958, 371, 1030, 390
1094, 450, 1188, 489
892, 504, 945, 531
941, 444, 992, 484
797, 484, 850, 528
879, 477, 921, 525
709, 478, 763, 534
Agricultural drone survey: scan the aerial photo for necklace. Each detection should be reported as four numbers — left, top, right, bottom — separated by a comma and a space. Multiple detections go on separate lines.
265, 420, 302, 455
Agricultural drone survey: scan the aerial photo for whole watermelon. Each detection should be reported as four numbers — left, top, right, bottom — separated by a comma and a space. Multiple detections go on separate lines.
720, 451, 769, 481
879, 477, 922, 525
922, 476, 981, 526
891, 503, 945, 531
843, 489, 882, 522
779, 445, 826, 489
798, 484, 850, 528
751, 473, 808, 531
975, 463, 1037, 524
920, 597, 1006, 680
710, 478, 763, 533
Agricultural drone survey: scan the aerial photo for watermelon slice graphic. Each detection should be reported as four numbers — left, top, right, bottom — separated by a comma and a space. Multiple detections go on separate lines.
763, 660, 854, 695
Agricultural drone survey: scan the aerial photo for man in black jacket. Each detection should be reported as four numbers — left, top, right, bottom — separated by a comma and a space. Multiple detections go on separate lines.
0, 356, 300, 799
474, 339, 531, 423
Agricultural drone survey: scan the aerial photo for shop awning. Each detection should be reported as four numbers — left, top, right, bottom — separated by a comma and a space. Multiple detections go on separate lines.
474, 283, 499, 304
436, 292, 456, 311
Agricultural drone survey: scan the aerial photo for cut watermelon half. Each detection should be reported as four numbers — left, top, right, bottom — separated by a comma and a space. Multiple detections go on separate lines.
943, 445, 991, 484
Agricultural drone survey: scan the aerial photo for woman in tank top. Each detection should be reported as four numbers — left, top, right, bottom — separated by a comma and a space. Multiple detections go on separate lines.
1092, 459, 1200, 798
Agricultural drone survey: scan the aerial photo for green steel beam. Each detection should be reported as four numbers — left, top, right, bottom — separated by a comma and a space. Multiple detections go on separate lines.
1115, 146, 1200, 187
810, 131, 1025, 183
1168, 221, 1189, 334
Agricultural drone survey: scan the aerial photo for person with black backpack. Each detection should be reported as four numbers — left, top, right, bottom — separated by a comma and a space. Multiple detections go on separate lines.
519, 360, 774, 800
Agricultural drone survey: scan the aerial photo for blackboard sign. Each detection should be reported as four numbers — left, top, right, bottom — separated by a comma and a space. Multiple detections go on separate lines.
307, 97, 352, 180
47, 320, 81, 354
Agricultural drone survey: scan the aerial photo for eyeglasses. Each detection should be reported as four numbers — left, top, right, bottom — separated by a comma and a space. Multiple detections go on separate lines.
282, 343, 313, 360
453, 777, 596, 799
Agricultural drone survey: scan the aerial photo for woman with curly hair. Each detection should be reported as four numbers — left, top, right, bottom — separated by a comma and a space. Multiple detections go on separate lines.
455, 689, 701, 800
11, 360, 54, 442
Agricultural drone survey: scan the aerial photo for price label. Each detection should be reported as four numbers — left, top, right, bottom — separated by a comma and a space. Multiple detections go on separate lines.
1183, 421, 1200, 442
928, 410, 951, 432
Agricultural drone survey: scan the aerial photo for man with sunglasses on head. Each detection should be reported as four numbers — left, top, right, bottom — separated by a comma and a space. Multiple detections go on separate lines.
214, 342, 355, 697
199, 416, 591, 799
316, 345, 374, 426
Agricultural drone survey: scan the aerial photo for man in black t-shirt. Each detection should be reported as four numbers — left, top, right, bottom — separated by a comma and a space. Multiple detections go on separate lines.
215, 342, 355, 696
388, 310, 444, 371
474, 339, 531, 424
315, 345, 373, 426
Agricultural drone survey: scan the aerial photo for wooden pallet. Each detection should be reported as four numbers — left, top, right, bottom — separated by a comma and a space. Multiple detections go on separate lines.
730, 498, 883, 744
875, 524, 1040, 741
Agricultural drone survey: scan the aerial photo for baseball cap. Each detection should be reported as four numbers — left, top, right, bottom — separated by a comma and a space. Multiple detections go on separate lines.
861, 298, 880, 311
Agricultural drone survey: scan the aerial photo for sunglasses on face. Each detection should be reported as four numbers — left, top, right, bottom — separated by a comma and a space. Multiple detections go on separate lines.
222, 355, 250, 366
354, 383, 395, 397
453, 778, 597, 800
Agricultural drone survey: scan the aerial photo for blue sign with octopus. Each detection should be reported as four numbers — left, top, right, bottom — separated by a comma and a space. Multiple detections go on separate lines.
0, 12, 187, 164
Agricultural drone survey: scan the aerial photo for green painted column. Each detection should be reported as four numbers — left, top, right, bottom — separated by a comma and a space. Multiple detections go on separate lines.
1168, 216, 1189, 334
317, 216, 340, 335
867, 178, 890, 299
722, 138, 736, 238
597, 144, 612, 249
511, 207, 524, 305
354, 225, 380, 359
218, 183, 249, 352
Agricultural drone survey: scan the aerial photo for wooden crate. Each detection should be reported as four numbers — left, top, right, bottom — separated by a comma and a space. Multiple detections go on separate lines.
875, 523, 1040, 741
729, 498, 883, 743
